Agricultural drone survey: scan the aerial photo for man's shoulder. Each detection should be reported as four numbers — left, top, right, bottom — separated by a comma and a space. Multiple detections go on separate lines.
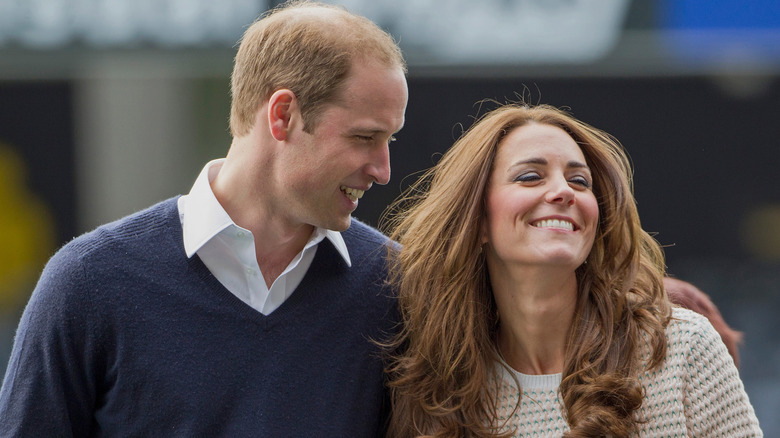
33, 197, 185, 304
97, 197, 180, 236
61, 197, 181, 261
334, 218, 397, 272
344, 217, 392, 248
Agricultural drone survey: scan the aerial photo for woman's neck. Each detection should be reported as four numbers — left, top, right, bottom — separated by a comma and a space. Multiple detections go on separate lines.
492, 266, 578, 375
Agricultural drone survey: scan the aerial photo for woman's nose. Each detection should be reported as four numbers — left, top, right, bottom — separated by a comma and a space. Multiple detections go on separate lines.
545, 177, 575, 206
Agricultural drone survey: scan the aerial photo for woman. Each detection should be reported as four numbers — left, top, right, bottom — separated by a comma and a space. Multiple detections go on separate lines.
382, 103, 761, 437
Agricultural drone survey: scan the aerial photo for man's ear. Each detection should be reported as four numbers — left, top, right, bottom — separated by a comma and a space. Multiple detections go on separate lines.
267, 89, 296, 141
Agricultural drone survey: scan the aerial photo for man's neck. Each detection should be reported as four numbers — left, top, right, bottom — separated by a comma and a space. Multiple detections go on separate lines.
253, 222, 315, 288
210, 142, 318, 287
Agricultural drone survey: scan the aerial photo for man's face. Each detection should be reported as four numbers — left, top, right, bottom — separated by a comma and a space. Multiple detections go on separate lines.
273, 60, 408, 231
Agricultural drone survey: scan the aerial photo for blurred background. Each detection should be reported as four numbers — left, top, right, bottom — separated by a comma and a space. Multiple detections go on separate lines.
1, 0, 778, 432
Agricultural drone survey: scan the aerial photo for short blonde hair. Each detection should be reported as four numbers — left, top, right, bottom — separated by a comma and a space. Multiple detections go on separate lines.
229, 0, 406, 137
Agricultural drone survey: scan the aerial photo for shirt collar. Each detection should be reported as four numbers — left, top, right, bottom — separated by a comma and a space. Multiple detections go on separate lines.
309, 227, 351, 267
178, 159, 351, 266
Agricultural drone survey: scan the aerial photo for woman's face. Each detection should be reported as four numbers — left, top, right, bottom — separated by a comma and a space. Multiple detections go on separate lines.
482, 122, 599, 270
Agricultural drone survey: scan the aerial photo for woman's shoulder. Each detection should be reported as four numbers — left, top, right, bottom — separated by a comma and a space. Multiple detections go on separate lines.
665, 306, 721, 344
639, 307, 730, 390
637, 307, 725, 372
661, 306, 736, 373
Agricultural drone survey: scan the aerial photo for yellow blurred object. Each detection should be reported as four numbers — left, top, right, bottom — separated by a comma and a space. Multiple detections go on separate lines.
741, 204, 780, 261
0, 144, 56, 314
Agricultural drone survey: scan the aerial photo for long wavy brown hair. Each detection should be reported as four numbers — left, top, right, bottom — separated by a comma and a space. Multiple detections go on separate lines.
381, 103, 672, 437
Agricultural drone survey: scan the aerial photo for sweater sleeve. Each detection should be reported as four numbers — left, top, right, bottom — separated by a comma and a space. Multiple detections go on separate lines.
683, 312, 762, 437
0, 244, 103, 437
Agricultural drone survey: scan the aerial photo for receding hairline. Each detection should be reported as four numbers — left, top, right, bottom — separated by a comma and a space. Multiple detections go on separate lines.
267, 2, 349, 22
263, 3, 373, 41
263, 2, 405, 68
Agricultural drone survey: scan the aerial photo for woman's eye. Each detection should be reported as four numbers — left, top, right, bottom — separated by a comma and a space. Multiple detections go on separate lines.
356, 135, 373, 141
570, 176, 591, 188
514, 172, 541, 182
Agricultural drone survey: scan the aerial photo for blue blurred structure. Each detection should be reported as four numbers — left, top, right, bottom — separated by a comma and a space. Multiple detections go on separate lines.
659, 0, 780, 65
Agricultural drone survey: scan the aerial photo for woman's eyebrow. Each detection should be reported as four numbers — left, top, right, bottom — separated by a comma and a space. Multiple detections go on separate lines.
508, 157, 547, 170
568, 161, 590, 171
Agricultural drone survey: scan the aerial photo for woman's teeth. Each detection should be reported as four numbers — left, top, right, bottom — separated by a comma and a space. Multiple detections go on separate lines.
533, 219, 574, 231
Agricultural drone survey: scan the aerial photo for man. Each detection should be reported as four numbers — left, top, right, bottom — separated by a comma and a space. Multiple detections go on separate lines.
0, 1, 408, 435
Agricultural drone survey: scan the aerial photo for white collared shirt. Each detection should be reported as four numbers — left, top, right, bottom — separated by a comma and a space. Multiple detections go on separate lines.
177, 159, 351, 315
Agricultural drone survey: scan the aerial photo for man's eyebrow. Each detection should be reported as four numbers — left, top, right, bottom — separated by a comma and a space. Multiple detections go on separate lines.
348, 126, 404, 136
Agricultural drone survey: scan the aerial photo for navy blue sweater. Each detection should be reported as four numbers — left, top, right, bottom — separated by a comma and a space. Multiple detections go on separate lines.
0, 198, 398, 437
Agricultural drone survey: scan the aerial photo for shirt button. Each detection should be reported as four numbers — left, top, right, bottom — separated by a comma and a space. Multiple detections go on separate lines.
245, 267, 254, 275
237, 231, 246, 238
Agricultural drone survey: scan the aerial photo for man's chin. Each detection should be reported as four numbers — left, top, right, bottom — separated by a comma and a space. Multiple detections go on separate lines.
335, 217, 352, 232
322, 216, 352, 232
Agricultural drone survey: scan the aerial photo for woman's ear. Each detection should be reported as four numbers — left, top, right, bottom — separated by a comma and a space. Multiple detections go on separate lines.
480, 220, 489, 245
267, 89, 296, 141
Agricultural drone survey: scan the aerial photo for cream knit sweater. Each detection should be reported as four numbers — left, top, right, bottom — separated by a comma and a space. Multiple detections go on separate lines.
496, 307, 762, 437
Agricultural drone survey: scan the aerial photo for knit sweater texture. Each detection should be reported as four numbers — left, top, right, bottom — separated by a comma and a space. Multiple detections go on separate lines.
0, 197, 398, 437
496, 307, 762, 437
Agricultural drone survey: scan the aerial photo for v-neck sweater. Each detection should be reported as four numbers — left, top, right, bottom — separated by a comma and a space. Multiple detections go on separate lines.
0, 197, 398, 437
